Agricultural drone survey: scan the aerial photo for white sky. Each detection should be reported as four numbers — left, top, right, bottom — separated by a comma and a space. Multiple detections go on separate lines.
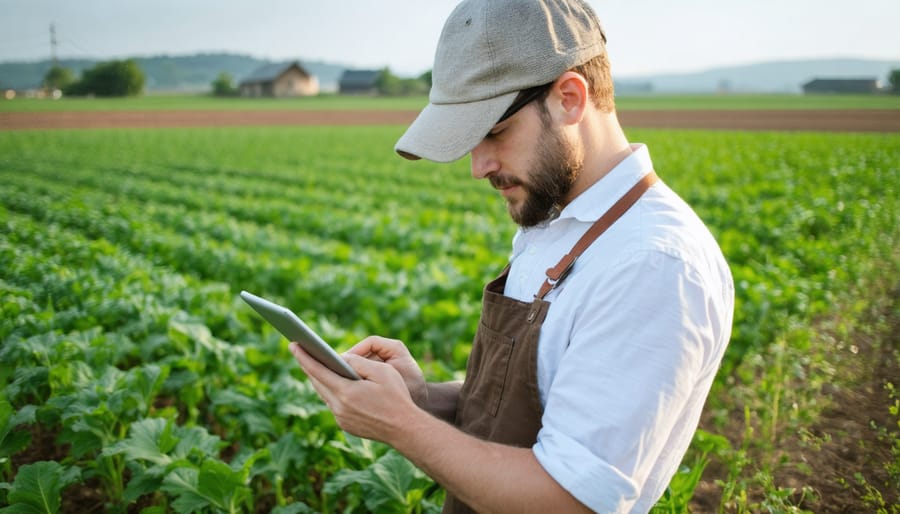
1, 0, 898, 78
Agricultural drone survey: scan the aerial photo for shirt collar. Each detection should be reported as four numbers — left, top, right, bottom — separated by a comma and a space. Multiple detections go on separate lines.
554, 143, 653, 224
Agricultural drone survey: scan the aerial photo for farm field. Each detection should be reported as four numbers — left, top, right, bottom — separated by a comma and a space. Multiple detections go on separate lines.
3, 94, 898, 133
2, 93, 900, 112
1, 124, 899, 513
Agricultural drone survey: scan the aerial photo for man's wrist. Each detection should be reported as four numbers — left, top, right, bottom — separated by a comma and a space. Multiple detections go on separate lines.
424, 381, 462, 422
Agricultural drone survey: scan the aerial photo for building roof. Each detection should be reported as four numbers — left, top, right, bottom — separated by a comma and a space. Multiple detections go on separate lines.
241, 61, 310, 86
803, 78, 878, 87
339, 69, 381, 88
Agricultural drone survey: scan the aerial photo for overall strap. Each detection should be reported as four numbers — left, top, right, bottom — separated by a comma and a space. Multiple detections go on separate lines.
536, 171, 659, 300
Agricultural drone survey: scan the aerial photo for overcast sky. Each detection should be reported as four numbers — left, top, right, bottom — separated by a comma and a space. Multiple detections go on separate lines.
1, 0, 898, 78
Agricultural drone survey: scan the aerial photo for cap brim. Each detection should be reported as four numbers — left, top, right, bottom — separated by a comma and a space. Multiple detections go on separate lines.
395, 91, 518, 163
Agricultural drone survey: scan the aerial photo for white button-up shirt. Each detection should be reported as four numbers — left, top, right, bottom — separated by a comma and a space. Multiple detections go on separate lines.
506, 144, 734, 513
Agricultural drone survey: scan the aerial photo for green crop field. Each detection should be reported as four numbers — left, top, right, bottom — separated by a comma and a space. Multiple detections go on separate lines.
1, 126, 898, 513
2, 92, 900, 113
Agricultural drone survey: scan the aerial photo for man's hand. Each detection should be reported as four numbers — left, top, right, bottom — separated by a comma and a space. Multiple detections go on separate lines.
346, 336, 429, 409
289, 339, 590, 513
289, 341, 419, 443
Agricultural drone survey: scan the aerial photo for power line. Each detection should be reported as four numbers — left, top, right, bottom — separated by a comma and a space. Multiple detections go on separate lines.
60, 37, 93, 57
50, 23, 58, 66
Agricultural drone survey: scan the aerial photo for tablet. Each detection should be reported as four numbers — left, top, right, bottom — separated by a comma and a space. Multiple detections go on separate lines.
240, 291, 360, 380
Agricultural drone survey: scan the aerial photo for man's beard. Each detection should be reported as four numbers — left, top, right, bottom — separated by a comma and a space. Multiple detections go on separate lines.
491, 123, 582, 227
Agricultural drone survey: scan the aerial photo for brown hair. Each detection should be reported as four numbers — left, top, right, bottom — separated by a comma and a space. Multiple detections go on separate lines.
570, 53, 615, 113
510, 53, 616, 120
499, 52, 616, 124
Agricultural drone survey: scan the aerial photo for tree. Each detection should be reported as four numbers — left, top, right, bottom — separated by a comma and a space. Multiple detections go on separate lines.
66, 59, 145, 97
889, 69, 900, 95
374, 67, 402, 96
211, 72, 239, 97
43, 65, 75, 91
418, 70, 432, 90
375, 67, 430, 97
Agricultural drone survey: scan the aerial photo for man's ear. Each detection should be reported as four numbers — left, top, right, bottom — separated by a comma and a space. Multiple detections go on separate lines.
551, 71, 589, 125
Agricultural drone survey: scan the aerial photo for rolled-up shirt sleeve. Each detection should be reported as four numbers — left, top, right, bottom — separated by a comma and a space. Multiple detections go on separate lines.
532, 249, 724, 513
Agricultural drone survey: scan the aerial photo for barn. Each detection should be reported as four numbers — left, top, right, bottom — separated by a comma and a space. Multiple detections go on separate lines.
338, 70, 381, 95
802, 78, 879, 95
239, 62, 319, 98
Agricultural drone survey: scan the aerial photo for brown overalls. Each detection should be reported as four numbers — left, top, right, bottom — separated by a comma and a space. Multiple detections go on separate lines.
442, 172, 658, 514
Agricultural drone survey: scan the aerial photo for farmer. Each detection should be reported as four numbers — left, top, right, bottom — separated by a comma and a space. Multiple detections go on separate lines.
291, 0, 735, 512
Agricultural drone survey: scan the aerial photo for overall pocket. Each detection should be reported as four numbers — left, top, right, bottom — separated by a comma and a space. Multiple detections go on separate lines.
458, 321, 515, 421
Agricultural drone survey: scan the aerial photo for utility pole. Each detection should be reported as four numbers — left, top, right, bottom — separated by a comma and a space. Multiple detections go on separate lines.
50, 23, 58, 67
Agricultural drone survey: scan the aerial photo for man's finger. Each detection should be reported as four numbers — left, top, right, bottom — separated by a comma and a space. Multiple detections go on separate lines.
351, 336, 409, 362
344, 352, 391, 381
290, 342, 347, 389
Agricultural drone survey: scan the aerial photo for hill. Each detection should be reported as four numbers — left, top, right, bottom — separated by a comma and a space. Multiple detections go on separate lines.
0, 53, 349, 93
1, 53, 897, 95
615, 58, 899, 94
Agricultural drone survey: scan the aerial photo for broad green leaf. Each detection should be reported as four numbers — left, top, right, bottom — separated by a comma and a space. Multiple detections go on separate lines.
4, 367, 48, 404
122, 466, 165, 503
210, 388, 275, 436
367, 451, 418, 507
272, 375, 329, 420
330, 434, 382, 463
271, 504, 315, 514
0, 461, 80, 514
130, 364, 168, 412
160, 467, 209, 514
137, 507, 167, 514
51, 358, 95, 392
102, 418, 176, 466
326, 450, 423, 513
59, 403, 116, 457
103, 417, 221, 468
173, 425, 222, 460
196, 459, 250, 511
160, 459, 252, 514
257, 433, 305, 477
0, 403, 36, 458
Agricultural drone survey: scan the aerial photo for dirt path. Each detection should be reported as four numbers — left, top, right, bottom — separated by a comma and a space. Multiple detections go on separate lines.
1, 109, 899, 131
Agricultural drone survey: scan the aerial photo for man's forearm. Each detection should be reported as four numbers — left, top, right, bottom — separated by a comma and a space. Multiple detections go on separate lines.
387, 409, 592, 514
424, 381, 462, 422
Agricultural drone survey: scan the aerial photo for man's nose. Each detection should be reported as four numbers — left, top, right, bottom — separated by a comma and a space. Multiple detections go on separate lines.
470, 140, 498, 179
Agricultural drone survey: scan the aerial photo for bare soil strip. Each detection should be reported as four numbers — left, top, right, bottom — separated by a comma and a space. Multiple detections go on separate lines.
1, 109, 898, 132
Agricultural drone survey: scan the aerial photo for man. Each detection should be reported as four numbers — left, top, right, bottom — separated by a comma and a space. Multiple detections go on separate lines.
291, 0, 734, 512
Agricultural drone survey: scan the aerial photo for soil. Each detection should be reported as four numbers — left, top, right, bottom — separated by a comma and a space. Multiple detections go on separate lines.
1, 108, 899, 131
690, 290, 900, 512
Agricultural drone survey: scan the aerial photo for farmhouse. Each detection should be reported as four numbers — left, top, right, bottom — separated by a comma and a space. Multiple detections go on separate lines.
339, 69, 381, 95
239, 62, 319, 98
802, 78, 879, 95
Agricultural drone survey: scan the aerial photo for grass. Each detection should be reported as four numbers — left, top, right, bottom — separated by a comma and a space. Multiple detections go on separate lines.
2, 92, 899, 113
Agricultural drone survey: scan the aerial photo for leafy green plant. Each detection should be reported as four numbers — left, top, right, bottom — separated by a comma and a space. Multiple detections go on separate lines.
0, 403, 35, 486
1, 126, 897, 511
325, 449, 442, 514
0, 461, 80, 514
651, 429, 730, 513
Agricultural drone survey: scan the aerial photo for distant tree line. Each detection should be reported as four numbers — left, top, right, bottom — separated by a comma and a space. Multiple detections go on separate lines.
374, 67, 431, 96
43, 59, 145, 97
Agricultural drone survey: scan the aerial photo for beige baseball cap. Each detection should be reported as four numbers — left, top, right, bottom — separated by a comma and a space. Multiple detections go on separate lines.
395, 0, 607, 163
